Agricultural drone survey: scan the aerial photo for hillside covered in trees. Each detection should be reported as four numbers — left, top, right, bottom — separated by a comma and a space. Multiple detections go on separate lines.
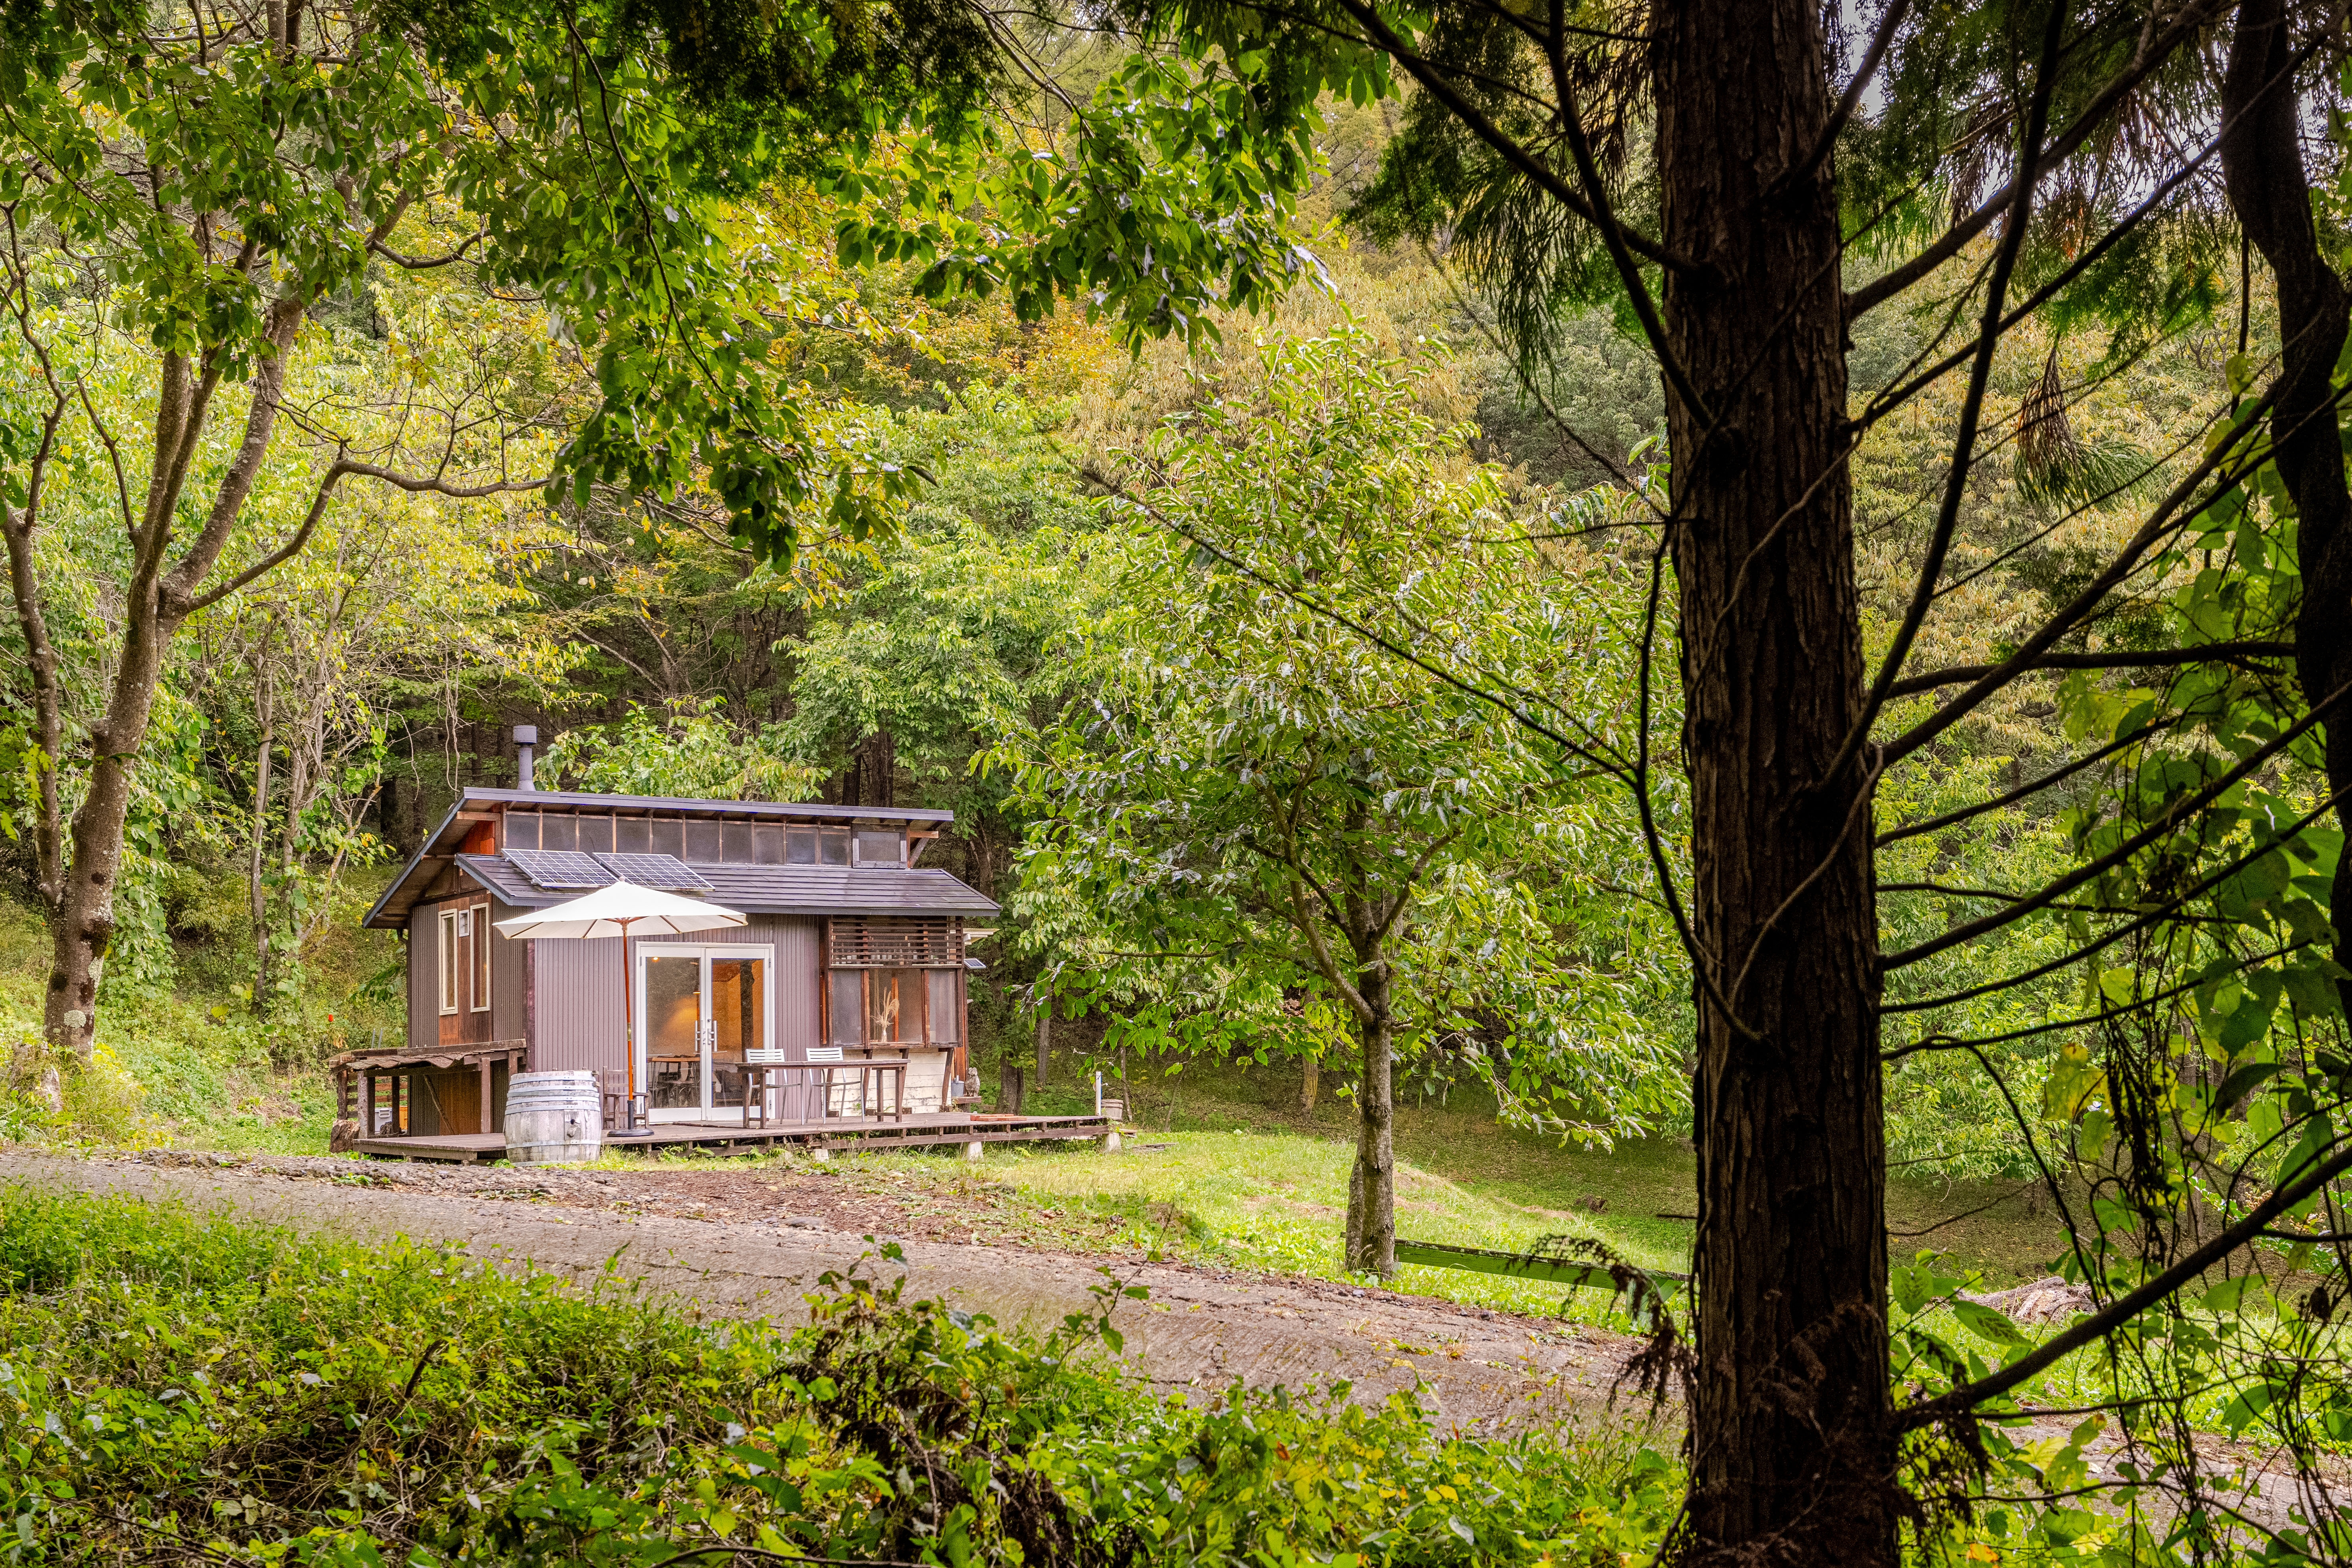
8, 0, 2352, 1562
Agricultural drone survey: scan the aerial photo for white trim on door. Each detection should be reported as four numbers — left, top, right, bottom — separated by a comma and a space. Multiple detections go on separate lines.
633, 943, 776, 1122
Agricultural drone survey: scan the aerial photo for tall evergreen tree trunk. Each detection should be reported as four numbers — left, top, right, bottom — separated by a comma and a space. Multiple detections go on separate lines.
2219, 0, 2352, 1012
1657, 0, 1893, 1558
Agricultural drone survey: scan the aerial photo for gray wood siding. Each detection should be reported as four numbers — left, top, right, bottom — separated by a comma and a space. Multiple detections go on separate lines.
407, 917, 435, 1051
526, 935, 626, 1075
631, 916, 822, 1119
513, 915, 821, 1096
770, 916, 821, 1057
490, 898, 527, 1045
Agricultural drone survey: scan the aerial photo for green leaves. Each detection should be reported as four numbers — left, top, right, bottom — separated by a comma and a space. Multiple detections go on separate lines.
1950, 1299, 2031, 1349
1001, 326, 1682, 1139
538, 697, 821, 801
0, 0, 1016, 566
835, 40, 1359, 355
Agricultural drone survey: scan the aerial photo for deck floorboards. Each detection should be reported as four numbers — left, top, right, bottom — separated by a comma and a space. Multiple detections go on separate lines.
355, 1112, 1112, 1164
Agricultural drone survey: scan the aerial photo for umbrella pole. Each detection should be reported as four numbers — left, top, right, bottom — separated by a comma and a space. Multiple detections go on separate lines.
621, 917, 637, 1131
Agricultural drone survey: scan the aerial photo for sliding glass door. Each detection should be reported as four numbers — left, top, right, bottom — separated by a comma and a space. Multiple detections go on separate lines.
636, 945, 772, 1121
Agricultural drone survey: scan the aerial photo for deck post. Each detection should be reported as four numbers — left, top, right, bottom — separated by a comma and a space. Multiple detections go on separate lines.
362, 1070, 375, 1135
963, 1139, 983, 1161
479, 1056, 493, 1134
1101, 1130, 1123, 1155
808, 1144, 830, 1163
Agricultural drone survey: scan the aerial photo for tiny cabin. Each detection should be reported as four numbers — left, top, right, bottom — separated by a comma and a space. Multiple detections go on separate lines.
358, 784, 999, 1135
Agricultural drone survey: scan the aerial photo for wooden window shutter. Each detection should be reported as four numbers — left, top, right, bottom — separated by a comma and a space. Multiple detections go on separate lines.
826, 917, 963, 968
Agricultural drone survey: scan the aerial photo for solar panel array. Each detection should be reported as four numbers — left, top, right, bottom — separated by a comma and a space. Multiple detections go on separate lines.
501, 848, 715, 894
594, 852, 713, 891
505, 849, 614, 890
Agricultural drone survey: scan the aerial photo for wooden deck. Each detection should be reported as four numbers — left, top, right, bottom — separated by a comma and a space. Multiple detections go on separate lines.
353, 1111, 1114, 1164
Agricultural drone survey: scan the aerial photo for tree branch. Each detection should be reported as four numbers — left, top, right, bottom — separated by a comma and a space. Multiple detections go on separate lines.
367, 232, 485, 270
1281, 865, 1377, 1026
1779, 0, 1911, 197
1879, 942, 2311, 1061
1882, 682, 2348, 970
1886, 640, 2296, 698
1900, 1137, 2352, 1427
1856, 17, 2321, 433
1535, 0, 1713, 425
181, 459, 550, 618
1884, 781, 2352, 1012
160, 294, 307, 613
1847, 0, 2232, 318
1878, 382, 2283, 766
1875, 713, 2187, 847
1320, 0, 1702, 282
1829, 0, 2068, 790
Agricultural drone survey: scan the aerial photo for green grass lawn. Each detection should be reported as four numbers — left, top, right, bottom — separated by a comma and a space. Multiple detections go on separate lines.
1025, 1055, 2070, 1295
626, 1054, 2069, 1328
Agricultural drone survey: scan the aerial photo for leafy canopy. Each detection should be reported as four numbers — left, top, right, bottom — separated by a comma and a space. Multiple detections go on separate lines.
1004, 328, 1684, 1136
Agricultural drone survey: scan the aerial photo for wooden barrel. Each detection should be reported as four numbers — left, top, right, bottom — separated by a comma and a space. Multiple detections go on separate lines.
504, 1071, 602, 1164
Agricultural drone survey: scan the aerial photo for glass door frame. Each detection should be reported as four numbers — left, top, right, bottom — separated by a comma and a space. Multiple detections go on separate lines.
633, 942, 775, 1122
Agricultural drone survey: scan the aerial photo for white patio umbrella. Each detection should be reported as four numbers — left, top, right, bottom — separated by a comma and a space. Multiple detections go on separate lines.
495, 881, 747, 1134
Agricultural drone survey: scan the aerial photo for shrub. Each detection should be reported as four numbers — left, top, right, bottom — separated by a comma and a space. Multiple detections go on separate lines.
0, 1188, 1675, 1564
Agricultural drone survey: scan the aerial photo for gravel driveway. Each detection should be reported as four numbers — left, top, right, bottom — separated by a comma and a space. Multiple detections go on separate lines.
0, 1148, 1653, 1438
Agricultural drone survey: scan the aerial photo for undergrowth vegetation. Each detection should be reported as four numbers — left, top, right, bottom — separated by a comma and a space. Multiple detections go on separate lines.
0, 1188, 1678, 1566
0, 889, 392, 1153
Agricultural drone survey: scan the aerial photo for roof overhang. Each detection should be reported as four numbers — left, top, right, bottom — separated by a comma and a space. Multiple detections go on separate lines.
361, 788, 962, 930
452, 786, 953, 825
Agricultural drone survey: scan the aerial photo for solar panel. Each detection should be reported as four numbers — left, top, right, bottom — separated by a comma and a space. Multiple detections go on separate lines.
592, 852, 714, 891
505, 849, 616, 890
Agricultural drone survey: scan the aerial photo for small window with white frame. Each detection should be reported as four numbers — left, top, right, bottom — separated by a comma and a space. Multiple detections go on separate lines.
438, 909, 460, 1014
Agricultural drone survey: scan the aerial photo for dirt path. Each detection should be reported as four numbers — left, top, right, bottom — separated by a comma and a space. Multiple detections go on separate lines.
0, 1149, 1654, 1437
9, 1148, 2344, 1537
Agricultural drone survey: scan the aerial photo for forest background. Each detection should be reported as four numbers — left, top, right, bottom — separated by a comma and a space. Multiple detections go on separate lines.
0, 10, 2248, 1200
20, 0, 2352, 1561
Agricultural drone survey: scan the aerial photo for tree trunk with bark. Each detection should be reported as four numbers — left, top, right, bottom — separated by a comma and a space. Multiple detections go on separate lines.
1340, 952, 1396, 1276
1034, 985, 1051, 1089
45, 604, 172, 1055
249, 657, 278, 1016
1656, 0, 1894, 1558
2219, 0, 2352, 1012
1299, 1055, 1319, 1113
43, 299, 308, 1060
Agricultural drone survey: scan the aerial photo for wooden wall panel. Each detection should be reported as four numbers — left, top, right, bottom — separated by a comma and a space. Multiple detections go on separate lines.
413, 1068, 480, 1137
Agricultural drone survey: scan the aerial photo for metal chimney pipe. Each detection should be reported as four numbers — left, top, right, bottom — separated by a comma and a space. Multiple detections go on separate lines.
513, 724, 538, 790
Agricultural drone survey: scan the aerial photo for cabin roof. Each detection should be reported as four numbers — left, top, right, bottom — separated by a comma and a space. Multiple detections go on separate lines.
453, 854, 1000, 918
362, 787, 971, 929
443, 786, 955, 824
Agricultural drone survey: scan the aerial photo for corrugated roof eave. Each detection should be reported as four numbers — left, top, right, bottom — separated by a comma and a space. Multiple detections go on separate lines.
412, 858, 1002, 920
460, 787, 956, 825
